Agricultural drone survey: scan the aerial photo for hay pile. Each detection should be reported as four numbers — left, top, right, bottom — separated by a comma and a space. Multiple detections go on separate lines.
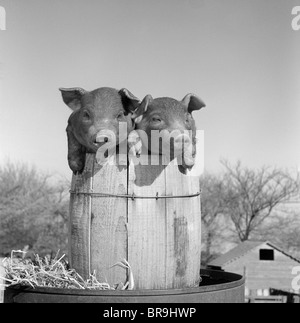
0, 250, 133, 290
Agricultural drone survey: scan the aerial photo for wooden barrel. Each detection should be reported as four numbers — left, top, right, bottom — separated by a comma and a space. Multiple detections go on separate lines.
69, 153, 201, 290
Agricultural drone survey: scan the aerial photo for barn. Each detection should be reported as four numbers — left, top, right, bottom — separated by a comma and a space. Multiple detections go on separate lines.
207, 240, 300, 302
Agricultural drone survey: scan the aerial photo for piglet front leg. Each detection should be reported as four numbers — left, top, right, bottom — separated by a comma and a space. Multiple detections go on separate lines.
128, 130, 143, 157
67, 127, 86, 174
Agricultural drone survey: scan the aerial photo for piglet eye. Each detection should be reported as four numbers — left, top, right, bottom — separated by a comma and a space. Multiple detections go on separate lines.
152, 116, 161, 123
117, 111, 125, 119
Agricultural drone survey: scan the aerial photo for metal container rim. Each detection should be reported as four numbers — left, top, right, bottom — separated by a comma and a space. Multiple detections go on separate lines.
5, 269, 245, 297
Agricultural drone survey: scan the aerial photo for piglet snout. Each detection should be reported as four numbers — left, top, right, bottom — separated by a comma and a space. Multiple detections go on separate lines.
96, 134, 110, 143
174, 134, 191, 151
175, 134, 191, 145
95, 131, 116, 149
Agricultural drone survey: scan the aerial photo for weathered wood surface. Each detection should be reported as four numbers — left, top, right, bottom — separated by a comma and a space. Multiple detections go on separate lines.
69, 154, 94, 280
69, 153, 201, 289
90, 154, 127, 285
70, 154, 127, 285
128, 155, 201, 289
165, 163, 201, 289
128, 155, 168, 289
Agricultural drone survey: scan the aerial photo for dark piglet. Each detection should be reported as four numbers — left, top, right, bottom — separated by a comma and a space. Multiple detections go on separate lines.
130, 94, 205, 173
60, 87, 140, 174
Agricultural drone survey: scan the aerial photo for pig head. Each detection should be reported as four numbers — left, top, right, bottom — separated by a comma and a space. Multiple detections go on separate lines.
131, 94, 205, 173
60, 87, 140, 174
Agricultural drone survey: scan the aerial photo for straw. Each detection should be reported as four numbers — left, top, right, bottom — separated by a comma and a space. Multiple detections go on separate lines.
0, 250, 133, 291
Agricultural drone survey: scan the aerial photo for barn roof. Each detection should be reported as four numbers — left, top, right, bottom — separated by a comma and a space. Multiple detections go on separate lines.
208, 240, 300, 268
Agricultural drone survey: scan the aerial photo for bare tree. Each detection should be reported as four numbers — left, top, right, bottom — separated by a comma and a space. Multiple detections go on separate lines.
0, 161, 69, 255
200, 172, 230, 263
254, 203, 300, 258
221, 160, 300, 241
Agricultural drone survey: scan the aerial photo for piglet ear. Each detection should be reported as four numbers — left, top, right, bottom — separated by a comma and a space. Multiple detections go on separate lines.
119, 88, 141, 113
59, 87, 87, 111
181, 94, 206, 114
132, 94, 153, 123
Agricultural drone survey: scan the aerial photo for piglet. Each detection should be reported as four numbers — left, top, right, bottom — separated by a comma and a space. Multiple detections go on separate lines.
129, 94, 205, 173
60, 87, 140, 174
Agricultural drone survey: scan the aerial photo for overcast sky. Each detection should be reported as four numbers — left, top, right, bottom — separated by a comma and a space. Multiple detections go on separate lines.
0, 0, 300, 180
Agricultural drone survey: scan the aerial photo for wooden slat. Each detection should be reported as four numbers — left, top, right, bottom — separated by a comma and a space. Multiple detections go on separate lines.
165, 161, 201, 288
90, 154, 128, 286
69, 154, 94, 279
127, 154, 167, 289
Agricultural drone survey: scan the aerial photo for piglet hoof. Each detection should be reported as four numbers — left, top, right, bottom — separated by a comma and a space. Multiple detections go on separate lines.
69, 160, 84, 175
128, 131, 142, 157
